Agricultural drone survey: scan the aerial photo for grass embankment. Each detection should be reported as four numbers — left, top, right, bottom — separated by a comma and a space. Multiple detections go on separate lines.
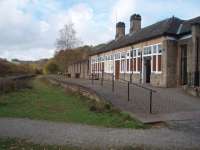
0, 77, 145, 128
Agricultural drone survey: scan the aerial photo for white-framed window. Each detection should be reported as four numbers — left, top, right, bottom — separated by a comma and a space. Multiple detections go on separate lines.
120, 52, 126, 73
115, 53, 120, 60
143, 43, 162, 74
104, 54, 114, 73
130, 48, 141, 74
126, 51, 131, 73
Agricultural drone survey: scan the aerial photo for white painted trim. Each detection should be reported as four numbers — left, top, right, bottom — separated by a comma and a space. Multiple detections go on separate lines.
177, 24, 183, 34
179, 34, 192, 40
166, 36, 177, 41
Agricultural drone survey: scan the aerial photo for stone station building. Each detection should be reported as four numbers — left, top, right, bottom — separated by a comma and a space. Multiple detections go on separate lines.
89, 14, 200, 88
68, 14, 200, 88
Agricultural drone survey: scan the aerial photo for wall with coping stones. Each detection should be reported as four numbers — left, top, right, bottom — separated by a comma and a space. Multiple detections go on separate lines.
48, 78, 102, 102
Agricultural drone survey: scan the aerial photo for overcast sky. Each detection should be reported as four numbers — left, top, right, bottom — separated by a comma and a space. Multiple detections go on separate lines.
0, 0, 199, 61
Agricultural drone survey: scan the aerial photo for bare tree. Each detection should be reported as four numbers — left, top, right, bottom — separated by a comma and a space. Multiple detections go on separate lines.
56, 23, 82, 50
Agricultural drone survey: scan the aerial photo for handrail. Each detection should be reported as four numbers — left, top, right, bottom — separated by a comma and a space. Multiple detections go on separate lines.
129, 82, 156, 93
99, 72, 156, 92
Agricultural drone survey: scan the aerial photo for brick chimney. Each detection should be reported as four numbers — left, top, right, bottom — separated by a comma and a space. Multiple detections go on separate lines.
130, 14, 141, 34
115, 22, 125, 40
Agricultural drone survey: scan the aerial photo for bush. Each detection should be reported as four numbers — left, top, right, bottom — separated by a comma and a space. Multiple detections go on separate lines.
43, 61, 59, 74
89, 101, 113, 113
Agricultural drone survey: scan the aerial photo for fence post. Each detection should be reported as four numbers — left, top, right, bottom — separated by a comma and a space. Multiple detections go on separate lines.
128, 81, 130, 101
150, 90, 153, 114
112, 74, 114, 92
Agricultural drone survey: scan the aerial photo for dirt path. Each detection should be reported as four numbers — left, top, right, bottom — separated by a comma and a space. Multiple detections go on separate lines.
0, 118, 199, 149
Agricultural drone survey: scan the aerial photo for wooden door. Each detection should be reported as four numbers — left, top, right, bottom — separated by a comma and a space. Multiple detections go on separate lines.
146, 59, 151, 83
115, 60, 120, 80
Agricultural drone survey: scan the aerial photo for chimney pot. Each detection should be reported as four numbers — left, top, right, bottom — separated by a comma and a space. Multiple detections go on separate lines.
115, 22, 125, 40
130, 14, 141, 34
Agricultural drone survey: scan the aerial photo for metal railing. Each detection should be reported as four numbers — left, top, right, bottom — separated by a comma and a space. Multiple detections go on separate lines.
90, 69, 156, 114
55, 73, 198, 115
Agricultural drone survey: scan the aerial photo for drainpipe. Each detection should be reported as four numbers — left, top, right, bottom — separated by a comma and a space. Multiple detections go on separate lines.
130, 46, 134, 83
195, 37, 199, 86
140, 51, 143, 84
112, 50, 115, 80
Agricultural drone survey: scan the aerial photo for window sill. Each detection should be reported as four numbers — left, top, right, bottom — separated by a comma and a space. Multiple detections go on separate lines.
151, 72, 162, 74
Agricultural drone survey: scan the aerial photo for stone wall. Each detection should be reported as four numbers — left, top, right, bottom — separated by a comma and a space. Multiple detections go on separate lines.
177, 37, 193, 86
67, 60, 89, 79
48, 78, 103, 102
191, 24, 200, 86
100, 73, 141, 83
166, 39, 178, 87
150, 73, 163, 87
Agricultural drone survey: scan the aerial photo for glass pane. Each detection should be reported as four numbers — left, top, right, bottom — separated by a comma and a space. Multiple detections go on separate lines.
153, 45, 157, 53
130, 50, 133, 57
134, 50, 136, 57
158, 55, 162, 71
149, 47, 152, 54
158, 44, 162, 53
138, 49, 141, 56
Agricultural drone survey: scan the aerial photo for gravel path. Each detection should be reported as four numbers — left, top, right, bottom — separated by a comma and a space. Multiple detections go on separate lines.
0, 118, 200, 149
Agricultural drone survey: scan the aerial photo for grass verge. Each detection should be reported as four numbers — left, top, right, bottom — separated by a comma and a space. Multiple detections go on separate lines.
0, 77, 145, 128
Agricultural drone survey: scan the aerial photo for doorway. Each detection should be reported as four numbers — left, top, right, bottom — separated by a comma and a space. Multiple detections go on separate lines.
115, 60, 120, 80
181, 45, 187, 85
143, 57, 151, 83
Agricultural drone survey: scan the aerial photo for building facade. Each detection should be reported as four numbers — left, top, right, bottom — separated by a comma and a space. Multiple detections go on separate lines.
67, 59, 89, 79
89, 14, 200, 88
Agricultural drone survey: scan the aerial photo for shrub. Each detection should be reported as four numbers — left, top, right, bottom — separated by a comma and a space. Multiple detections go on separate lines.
43, 61, 59, 74
89, 102, 113, 113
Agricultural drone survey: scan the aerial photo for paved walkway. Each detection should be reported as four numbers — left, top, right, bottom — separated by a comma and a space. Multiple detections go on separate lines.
50, 76, 200, 123
0, 118, 200, 149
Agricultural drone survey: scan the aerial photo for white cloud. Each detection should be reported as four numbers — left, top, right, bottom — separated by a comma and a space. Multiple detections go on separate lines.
110, 0, 136, 23
0, 0, 111, 60
0, 0, 199, 61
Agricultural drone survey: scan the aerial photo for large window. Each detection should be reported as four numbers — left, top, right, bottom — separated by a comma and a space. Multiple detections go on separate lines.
104, 54, 114, 73
144, 44, 162, 73
90, 43, 162, 75
120, 52, 126, 73
130, 49, 141, 73
120, 60, 126, 73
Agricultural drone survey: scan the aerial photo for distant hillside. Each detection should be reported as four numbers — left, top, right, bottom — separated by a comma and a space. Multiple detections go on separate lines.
0, 58, 40, 77
11, 59, 49, 70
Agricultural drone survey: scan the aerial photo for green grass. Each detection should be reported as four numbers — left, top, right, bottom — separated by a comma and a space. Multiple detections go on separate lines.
0, 77, 145, 128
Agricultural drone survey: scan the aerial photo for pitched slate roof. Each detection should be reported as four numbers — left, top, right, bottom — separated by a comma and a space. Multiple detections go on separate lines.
91, 16, 200, 56
179, 16, 200, 35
